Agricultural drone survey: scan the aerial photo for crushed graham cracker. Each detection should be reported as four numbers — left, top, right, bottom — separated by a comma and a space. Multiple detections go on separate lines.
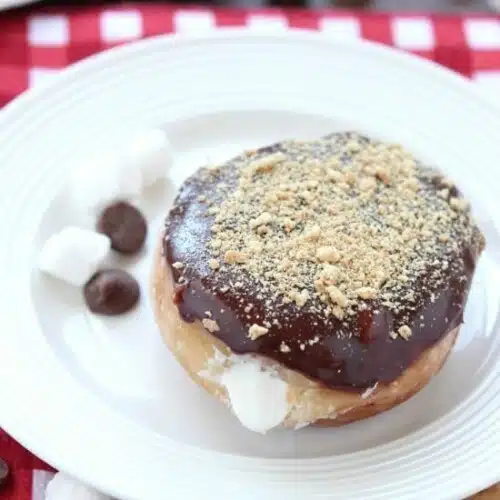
248, 324, 269, 340
224, 250, 247, 264
166, 131, 483, 351
202, 318, 220, 333
398, 325, 412, 340
208, 258, 220, 270
280, 341, 291, 353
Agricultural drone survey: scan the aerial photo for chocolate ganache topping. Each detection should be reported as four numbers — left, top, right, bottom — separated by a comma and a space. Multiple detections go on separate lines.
163, 132, 484, 389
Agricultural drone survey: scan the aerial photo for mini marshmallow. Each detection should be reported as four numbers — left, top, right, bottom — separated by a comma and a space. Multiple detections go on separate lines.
45, 472, 110, 500
69, 152, 142, 215
39, 227, 110, 287
220, 359, 289, 434
123, 128, 173, 188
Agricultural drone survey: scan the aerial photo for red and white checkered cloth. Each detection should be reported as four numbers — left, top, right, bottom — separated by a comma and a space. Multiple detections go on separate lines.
0, 429, 54, 499
1, 6, 500, 108
1, 5, 500, 499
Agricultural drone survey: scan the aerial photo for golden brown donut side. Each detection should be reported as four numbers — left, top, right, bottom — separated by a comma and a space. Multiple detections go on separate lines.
471, 484, 500, 500
152, 243, 459, 428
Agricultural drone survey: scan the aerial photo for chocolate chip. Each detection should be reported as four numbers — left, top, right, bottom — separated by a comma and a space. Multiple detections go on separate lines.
97, 202, 147, 255
84, 269, 140, 315
0, 458, 9, 488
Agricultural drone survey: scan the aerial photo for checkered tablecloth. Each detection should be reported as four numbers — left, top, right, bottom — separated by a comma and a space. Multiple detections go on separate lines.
1, 5, 500, 500
1, 6, 500, 107
0, 429, 54, 499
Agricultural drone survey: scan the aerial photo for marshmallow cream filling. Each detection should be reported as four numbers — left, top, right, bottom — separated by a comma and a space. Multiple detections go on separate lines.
199, 351, 289, 434
220, 359, 288, 434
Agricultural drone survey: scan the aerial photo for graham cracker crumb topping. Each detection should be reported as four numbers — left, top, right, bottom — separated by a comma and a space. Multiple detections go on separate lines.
169, 132, 481, 348
202, 318, 220, 333
398, 325, 412, 340
248, 324, 269, 340
280, 341, 291, 353
208, 258, 220, 270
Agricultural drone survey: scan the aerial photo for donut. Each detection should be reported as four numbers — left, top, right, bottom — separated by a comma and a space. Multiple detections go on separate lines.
152, 132, 485, 432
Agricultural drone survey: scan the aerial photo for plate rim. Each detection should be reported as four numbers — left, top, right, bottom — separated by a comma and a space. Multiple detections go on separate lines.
4, 27, 500, 119
0, 0, 38, 11
1, 29, 500, 500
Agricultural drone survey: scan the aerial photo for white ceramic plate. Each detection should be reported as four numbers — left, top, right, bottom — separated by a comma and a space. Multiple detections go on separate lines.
1, 30, 500, 500
0, 0, 38, 10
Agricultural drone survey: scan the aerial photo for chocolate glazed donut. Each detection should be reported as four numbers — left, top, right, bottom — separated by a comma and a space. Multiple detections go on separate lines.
153, 132, 484, 429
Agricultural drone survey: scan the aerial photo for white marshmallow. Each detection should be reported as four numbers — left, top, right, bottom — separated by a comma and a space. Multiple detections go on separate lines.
220, 360, 289, 434
123, 129, 173, 188
39, 227, 110, 287
45, 472, 110, 500
69, 152, 142, 215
